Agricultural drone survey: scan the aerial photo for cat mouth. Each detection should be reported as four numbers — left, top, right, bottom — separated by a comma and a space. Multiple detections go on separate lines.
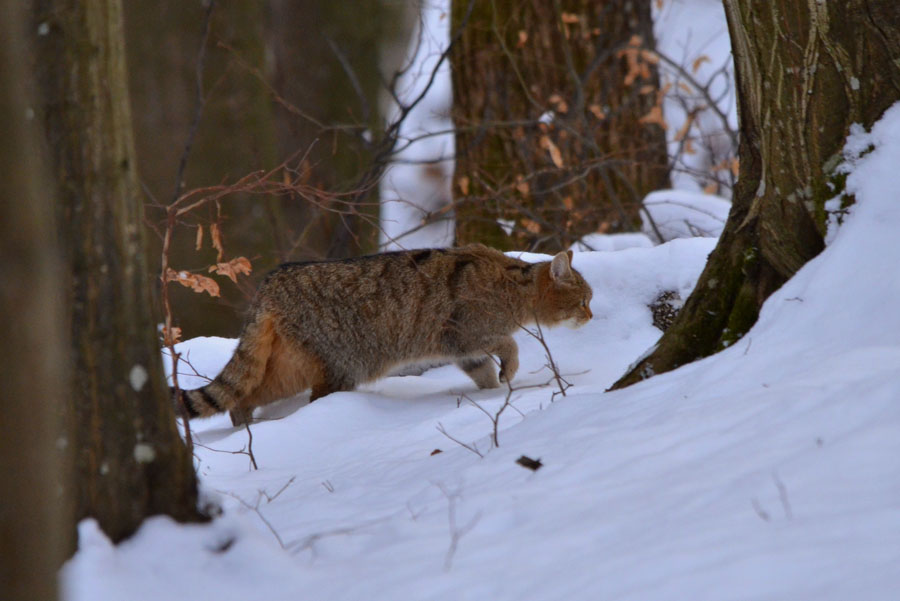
562, 316, 590, 330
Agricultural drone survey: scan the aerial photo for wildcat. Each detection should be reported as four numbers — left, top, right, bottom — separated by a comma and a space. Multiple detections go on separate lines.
175, 244, 593, 424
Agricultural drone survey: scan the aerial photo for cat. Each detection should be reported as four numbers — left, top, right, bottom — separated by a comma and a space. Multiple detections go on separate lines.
175, 244, 593, 425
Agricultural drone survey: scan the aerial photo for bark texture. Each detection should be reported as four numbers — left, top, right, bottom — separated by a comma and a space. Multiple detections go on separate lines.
451, 0, 670, 252
614, 0, 900, 388
33, 0, 202, 544
0, 5, 68, 597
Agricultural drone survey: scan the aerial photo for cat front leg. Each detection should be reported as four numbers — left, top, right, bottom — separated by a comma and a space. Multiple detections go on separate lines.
491, 336, 519, 384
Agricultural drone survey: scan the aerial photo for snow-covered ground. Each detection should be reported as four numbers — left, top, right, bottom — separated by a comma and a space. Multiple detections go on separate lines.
63, 105, 900, 601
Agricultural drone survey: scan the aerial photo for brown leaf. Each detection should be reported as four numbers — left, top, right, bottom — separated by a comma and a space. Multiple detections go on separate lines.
162, 325, 182, 346
692, 55, 711, 74
704, 181, 718, 194
516, 455, 543, 471
166, 268, 221, 297
674, 112, 697, 142
588, 104, 606, 120
560, 12, 580, 24
458, 176, 470, 196
639, 106, 669, 130
521, 219, 541, 234
516, 30, 528, 48
515, 176, 530, 196
210, 222, 224, 262
539, 135, 565, 168
195, 225, 204, 251
640, 49, 659, 65
549, 93, 569, 114
209, 256, 253, 284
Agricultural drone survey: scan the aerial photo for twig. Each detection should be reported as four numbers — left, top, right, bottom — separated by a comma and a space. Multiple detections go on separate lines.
221, 489, 286, 549
435, 483, 481, 571
773, 473, 793, 520
261, 477, 296, 503
436, 422, 483, 458
244, 421, 258, 470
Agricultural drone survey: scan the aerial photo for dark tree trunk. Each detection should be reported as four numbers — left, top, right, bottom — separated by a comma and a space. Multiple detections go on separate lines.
613, 0, 900, 388
451, 0, 670, 252
33, 0, 203, 545
266, 0, 408, 259
0, 5, 69, 597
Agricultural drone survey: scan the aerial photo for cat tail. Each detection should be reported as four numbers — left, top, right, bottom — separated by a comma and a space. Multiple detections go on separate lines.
173, 312, 277, 420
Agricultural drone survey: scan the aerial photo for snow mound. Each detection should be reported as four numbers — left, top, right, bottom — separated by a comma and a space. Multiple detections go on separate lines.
571, 231, 655, 252
642, 188, 731, 242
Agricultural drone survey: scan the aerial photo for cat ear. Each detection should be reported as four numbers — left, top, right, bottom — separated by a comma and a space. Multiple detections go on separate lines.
550, 251, 573, 282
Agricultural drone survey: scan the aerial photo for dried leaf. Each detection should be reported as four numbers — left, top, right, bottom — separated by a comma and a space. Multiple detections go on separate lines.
515, 176, 530, 196
458, 176, 470, 196
640, 49, 659, 65
677, 81, 694, 95
704, 181, 718, 194
209, 256, 253, 284
516, 455, 543, 471
692, 55, 711, 74
639, 106, 669, 130
162, 325, 182, 346
166, 268, 221, 297
560, 12, 580, 24
639, 84, 656, 95
548, 93, 569, 113
588, 104, 606, 120
517, 30, 528, 48
539, 135, 565, 168
194, 225, 204, 251
562, 196, 574, 211
521, 219, 541, 234
210, 222, 224, 262
674, 112, 697, 142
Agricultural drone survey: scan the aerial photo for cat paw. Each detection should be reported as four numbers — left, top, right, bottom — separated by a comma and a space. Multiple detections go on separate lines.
499, 360, 519, 383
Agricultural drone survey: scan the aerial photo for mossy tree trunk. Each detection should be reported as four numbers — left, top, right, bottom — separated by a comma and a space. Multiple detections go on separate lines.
613, 0, 900, 388
451, 0, 670, 252
33, 0, 203, 545
0, 4, 68, 597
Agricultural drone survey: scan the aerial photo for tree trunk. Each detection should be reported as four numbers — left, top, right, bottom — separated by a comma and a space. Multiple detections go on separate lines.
0, 5, 69, 597
613, 0, 900, 388
33, 0, 203, 545
266, 0, 408, 259
451, 0, 670, 252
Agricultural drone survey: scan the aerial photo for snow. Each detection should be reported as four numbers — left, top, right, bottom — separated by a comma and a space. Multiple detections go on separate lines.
570, 232, 655, 252
642, 188, 731, 242
62, 103, 900, 601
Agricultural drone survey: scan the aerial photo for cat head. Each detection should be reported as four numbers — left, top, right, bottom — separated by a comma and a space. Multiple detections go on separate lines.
535, 250, 593, 329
